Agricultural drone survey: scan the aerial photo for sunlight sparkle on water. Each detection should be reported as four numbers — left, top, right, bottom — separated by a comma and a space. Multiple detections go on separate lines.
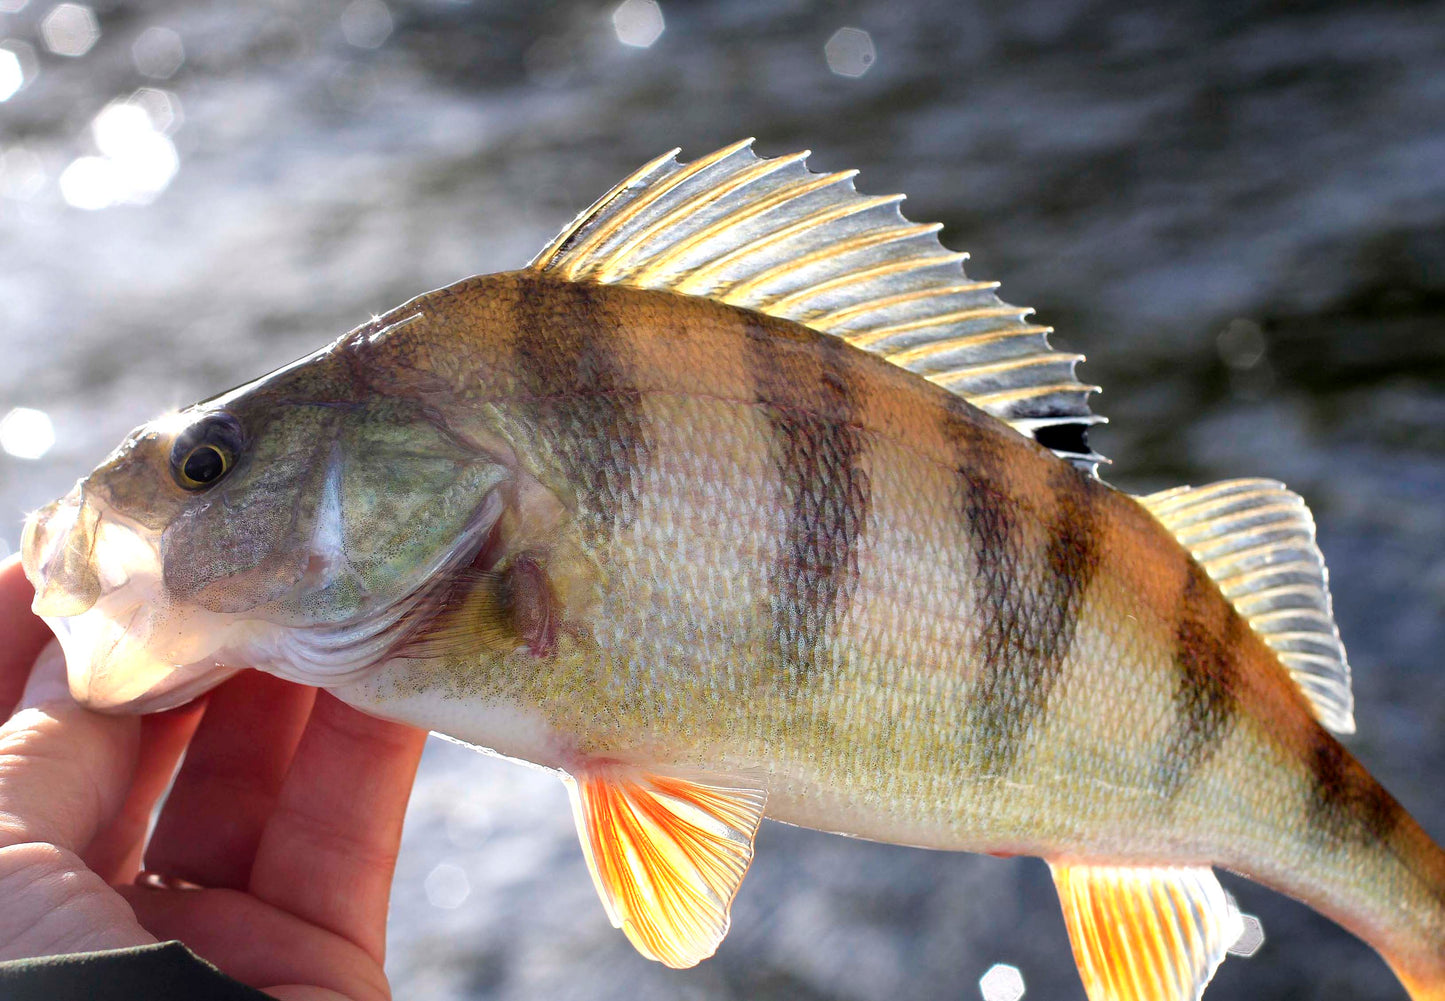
40, 3, 99, 58
60, 96, 180, 210
979, 963, 1025, 1001
423, 862, 471, 909
0, 408, 55, 460
131, 26, 184, 80
340, 0, 393, 49
612, 0, 663, 48
0, 47, 21, 101
825, 27, 876, 78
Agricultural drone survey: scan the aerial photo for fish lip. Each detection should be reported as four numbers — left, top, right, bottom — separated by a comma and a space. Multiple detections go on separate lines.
25, 488, 239, 713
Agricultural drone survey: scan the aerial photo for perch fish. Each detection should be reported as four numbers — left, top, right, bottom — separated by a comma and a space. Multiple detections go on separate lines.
20, 141, 1445, 1001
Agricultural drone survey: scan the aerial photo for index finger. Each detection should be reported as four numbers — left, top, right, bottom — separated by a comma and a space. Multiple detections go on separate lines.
249, 693, 427, 964
0, 554, 56, 718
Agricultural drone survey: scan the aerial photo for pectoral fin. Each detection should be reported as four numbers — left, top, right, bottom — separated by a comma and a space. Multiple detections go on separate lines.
564, 765, 767, 968
1050, 862, 1244, 1001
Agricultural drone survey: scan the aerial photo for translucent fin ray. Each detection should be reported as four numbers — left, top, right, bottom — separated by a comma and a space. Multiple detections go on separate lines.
1138, 478, 1354, 734
1051, 863, 1244, 1001
564, 765, 767, 968
529, 140, 1105, 473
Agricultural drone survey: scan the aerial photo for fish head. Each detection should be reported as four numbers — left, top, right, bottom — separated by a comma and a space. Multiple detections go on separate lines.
22, 338, 514, 712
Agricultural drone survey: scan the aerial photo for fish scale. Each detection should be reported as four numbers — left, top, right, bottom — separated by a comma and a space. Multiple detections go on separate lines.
19, 143, 1445, 999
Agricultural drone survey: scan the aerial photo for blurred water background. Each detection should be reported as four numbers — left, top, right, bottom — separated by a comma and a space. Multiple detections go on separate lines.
2, 1, 1443, 998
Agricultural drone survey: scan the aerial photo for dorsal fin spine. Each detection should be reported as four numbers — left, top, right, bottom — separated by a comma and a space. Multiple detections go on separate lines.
808, 275, 991, 324
675, 191, 906, 294
595, 152, 811, 284
533, 146, 682, 273
530, 140, 1106, 470
728, 223, 942, 301
556, 140, 754, 280
634, 170, 857, 287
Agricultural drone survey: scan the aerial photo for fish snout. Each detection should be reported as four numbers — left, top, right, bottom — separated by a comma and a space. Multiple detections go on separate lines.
22, 485, 103, 617
20, 485, 235, 713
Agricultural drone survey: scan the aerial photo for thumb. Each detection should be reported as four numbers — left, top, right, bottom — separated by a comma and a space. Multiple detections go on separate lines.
0, 640, 141, 852
0, 641, 157, 959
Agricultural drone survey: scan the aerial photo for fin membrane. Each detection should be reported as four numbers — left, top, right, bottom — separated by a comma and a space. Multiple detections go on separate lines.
1138, 479, 1354, 734
1052, 863, 1244, 1001
529, 139, 1105, 473
564, 765, 767, 968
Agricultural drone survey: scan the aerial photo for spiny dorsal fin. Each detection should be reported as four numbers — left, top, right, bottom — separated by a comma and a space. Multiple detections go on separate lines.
529, 139, 1106, 474
1051, 863, 1244, 1001
1137, 479, 1354, 734
563, 764, 767, 968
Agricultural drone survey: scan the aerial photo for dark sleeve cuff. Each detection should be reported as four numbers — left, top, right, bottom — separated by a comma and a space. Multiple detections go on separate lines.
0, 940, 274, 1000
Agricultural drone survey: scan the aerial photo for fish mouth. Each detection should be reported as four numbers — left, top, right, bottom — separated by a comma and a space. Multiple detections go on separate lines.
22, 484, 238, 713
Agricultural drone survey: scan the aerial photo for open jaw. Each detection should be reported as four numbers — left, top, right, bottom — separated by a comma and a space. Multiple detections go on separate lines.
21, 484, 242, 712
21, 482, 508, 714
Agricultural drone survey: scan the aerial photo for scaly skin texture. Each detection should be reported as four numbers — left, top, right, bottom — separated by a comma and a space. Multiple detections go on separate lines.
326, 272, 1444, 991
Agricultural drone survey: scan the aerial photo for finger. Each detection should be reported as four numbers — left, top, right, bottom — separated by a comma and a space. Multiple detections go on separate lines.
0, 554, 55, 719
84, 701, 206, 884
145, 671, 316, 890
0, 640, 140, 852
120, 885, 388, 1001
0, 843, 155, 959
249, 693, 427, 964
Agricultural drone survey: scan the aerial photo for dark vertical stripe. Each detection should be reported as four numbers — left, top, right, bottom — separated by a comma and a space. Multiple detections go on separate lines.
508, 276, 650, 537
1155, 560, 1242, 797
1308, 730, 1402, 847
744, 314, 871, 676
955, 405, 1104, 774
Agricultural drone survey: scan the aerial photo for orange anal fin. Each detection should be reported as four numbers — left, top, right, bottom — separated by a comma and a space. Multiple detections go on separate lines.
564, 765, 767, 968
1050, 862, 1244, 1001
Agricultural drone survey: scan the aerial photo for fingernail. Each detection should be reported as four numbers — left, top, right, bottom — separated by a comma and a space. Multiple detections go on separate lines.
15, 640, 75, 712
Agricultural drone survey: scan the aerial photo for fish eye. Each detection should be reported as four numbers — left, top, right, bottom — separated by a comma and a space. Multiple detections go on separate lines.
170, 413, 244, 492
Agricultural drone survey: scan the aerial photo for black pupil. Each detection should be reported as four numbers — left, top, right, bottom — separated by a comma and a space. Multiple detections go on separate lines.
183, 445, 226, 484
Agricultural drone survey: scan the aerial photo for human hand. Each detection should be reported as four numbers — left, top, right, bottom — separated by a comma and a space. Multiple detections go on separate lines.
0, 553, 427, 1001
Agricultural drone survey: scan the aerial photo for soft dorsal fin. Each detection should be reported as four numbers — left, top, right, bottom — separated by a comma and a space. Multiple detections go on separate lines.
1051, 862, 1244, 1001
1137, 479, 1354, 734
563, 764, 767, 968
529, 139, 1106, 473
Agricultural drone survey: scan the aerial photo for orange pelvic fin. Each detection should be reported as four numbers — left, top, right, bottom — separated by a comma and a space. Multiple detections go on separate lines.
1050, 862, 1244, 1001
564, 764, 767, 968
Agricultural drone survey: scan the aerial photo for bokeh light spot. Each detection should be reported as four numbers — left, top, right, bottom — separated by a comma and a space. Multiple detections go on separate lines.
1217, 317, 1267, 370
0, 40, 38, 103
979, 963, 1026, 1001
58, 156, 114, 209
340, 0, 393, 50
1228, 912, 1266, 957
128, 86, 182, 134
40, 3, 100, 58
131, 26, 184, 80
825, 26, 875, 78
423, 862, 471, 909
59, 95, 180, 210
0, 0, 29, 13
0, 47, 22, 101
0, 407, 56, 460
612, 0, 664, 48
